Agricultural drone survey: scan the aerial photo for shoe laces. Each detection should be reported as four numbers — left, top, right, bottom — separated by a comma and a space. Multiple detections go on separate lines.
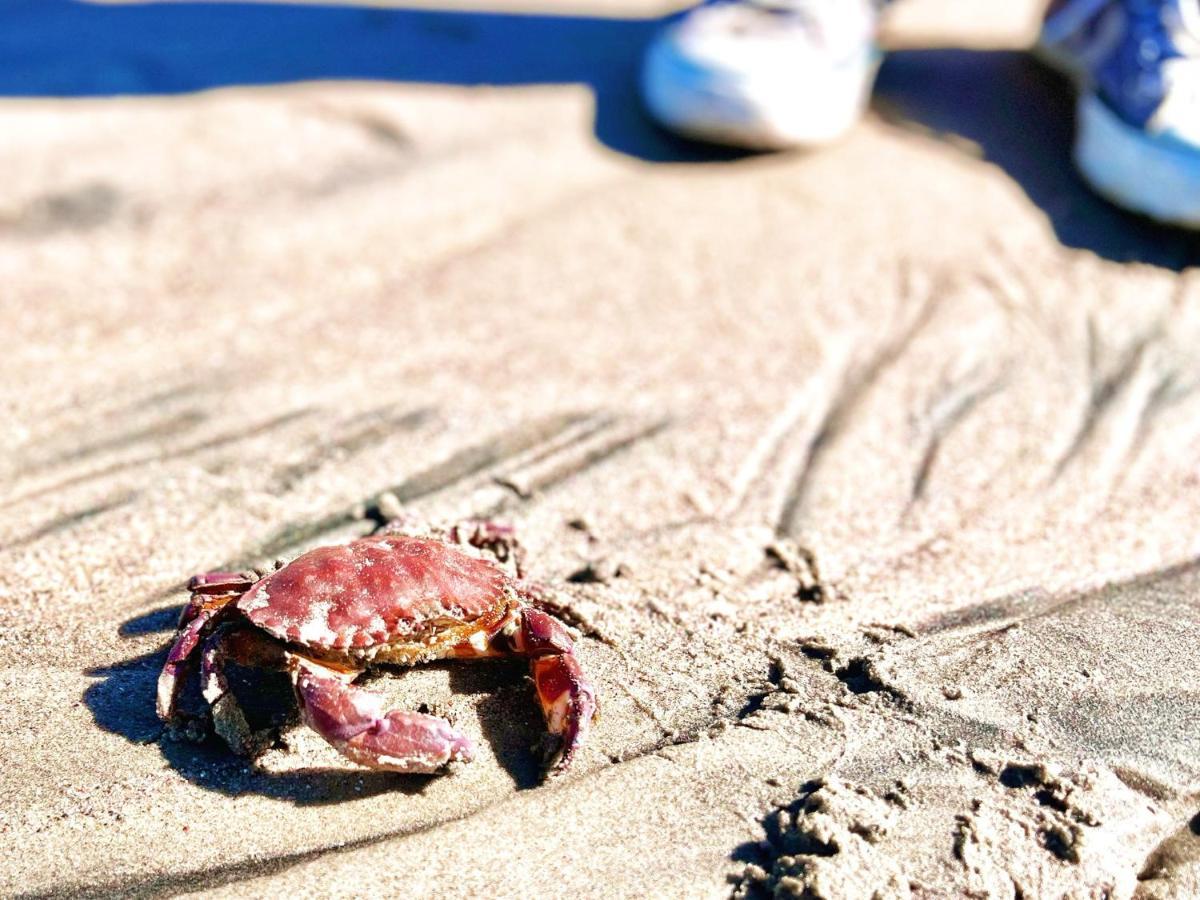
1126, 0, 1200, 54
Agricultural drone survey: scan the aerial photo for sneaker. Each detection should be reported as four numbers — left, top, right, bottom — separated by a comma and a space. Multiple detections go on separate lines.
640, 0, 882, 150
1039, 0, 1200, 226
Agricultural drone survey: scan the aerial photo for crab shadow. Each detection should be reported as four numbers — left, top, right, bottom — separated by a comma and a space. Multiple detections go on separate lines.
0, 0, 745, 165
86, 604, 546, 804
873, 47, 1200, 271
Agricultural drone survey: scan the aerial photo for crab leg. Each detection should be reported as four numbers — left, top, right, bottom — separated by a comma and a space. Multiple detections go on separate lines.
156, 572, 258, 722
452, 606, 597, 773
448, 519, 526, 577
382, 516, 527, 577
187, 571, 259, 597
511, 608, 598, 772
290, 658, 475, 774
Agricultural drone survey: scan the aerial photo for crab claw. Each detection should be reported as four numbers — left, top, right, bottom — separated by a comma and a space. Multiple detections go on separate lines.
532, 652, 597, 772
157, 573, 255, 723
157, 595, 238, 722
157, 612, 210, 722
291, 660, 475, 774
515, 609, 598, 773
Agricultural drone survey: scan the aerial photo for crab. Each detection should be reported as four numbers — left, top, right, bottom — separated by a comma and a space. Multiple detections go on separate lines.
156, 521, 597, 777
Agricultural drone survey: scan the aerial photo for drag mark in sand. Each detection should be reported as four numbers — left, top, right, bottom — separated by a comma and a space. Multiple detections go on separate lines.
489, 415, 672, 506
5, 181, 122, 237
14, 822, 451, 900
244, 411, 596, 565
774, 273, 942, 537
3, 491, 138, 551
1125, 366, 1200, 467
1049, 318, 1157, 480
138, 413, 600, 605
914, 551, 1200, 648
267, 404, 433, 492
303, 102, 414, 155
489, 413, 621, 499
17, 408, 208, 473
1135, 816, 1200, 892
3, 407, 315, 511
17, 376, 223, 443
905, 366, 1007, 515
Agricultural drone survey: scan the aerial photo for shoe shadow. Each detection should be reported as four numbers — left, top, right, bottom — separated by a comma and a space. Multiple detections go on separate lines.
2, 0, 745, 164
85, 603, 544, 803
9, 8, 1192, 251
873, 47, 1200, 271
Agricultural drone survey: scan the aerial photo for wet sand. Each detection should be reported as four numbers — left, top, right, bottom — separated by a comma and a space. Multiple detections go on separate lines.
2, 1, 1200, 897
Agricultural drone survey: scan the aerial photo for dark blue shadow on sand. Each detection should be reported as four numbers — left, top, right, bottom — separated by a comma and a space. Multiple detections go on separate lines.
3, 4, 1195, 260
0, 0, 744, 163
875, 48, 1200, 271
85, 600, 544, 808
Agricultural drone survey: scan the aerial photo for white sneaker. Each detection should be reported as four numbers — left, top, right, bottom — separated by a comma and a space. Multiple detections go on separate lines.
640, 0, 882, 150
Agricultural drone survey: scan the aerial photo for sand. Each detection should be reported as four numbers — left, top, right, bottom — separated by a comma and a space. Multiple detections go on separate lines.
2, 0, 1200, 897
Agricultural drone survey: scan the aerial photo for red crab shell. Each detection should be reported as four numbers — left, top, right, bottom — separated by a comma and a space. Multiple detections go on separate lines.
236, 535, 512, 652
159, 527, 598, 776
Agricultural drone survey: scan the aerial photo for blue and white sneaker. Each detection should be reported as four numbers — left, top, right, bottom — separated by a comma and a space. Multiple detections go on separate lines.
640, 0, 882, 150
1040, 0, 1200, 226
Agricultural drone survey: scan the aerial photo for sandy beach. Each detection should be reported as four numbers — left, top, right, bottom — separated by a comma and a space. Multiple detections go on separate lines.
2, 1, 1199, 897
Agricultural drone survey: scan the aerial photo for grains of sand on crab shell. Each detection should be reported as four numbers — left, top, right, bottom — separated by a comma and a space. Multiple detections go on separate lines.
238, 535, 510, 651
294, 600, 339, 646
240, 588, 271, 613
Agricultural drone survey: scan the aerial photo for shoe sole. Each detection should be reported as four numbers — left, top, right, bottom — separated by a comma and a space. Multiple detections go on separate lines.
1074, 93, 1200, 227
1037, 31, 1200, 227
640, 37, 881, 151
